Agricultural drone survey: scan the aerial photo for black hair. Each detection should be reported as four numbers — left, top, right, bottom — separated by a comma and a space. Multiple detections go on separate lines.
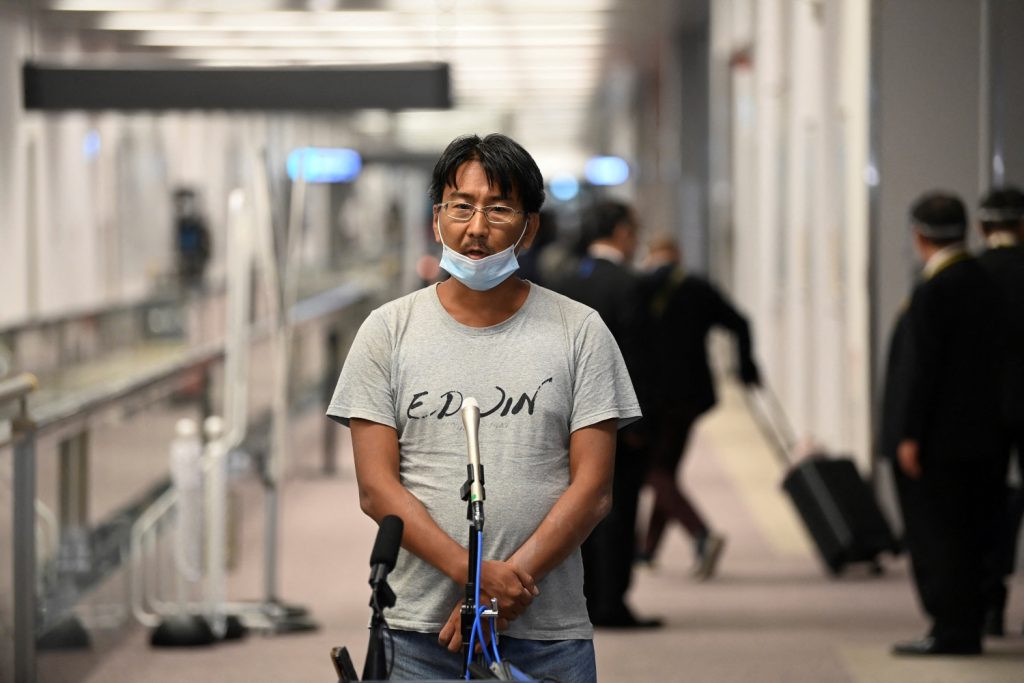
428, 133, 545, 213
580, 199, 633, 247
909, 191, 966, 244
979, 185, 1024, 228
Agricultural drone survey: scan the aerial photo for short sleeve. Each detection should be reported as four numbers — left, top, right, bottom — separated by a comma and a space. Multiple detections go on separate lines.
569, 311, 642, 432
325, 309, 397, 428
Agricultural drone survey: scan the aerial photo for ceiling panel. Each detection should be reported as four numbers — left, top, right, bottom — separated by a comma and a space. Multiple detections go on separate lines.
32, 0, 699, 174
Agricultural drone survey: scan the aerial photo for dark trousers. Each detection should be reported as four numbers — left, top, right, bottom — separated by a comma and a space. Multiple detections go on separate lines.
894, 456, 1004, 643
641, 402, 709, 558
984, 434, 1024, 616
582, 427, 650, 619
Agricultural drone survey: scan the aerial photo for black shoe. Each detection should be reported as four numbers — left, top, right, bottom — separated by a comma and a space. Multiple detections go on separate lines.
891, 636, 981, 656
590, 607, 663, 630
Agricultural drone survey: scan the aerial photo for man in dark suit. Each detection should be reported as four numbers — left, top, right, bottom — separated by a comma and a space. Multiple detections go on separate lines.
976, 186, 1024, 637
885, 192, 1006, 656
635, 236, 760, 580
554, 199, 660, 628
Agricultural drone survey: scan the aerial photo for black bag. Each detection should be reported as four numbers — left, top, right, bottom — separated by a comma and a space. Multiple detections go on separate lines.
748, 388, 900, 575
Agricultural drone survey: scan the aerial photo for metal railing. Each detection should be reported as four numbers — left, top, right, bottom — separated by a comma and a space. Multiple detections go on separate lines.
0, 276, 371, 681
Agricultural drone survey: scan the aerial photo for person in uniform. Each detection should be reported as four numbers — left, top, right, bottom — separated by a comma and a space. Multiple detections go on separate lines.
976, 186, 1024, 637
553, 199, 662, 628
885, 191, 1005, 656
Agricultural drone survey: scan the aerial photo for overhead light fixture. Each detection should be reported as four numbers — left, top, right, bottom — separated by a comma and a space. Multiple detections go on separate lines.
135, 32, 603, 49
91, 11, 606, 32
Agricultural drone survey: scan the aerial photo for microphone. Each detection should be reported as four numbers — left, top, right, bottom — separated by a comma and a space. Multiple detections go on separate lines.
368, 515, 403, 587
461, 397, 484, 504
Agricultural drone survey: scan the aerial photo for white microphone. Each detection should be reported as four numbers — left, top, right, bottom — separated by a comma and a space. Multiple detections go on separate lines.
461, 397, 484, 505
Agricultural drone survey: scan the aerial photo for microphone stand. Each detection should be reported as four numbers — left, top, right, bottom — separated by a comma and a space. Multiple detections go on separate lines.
363, 577, 395, 681
460, 465, 501, 678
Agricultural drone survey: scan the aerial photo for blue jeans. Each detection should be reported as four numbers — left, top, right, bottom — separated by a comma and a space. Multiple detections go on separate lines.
383, 629, 596, 683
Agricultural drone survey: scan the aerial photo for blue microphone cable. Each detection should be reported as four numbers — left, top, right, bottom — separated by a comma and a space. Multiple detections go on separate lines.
465, 528, 510, 679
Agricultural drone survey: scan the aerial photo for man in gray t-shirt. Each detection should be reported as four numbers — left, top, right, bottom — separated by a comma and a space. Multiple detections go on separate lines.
327, 133, 639, 682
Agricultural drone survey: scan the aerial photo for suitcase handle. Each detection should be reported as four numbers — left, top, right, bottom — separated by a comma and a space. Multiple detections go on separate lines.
744, 384, 799, 467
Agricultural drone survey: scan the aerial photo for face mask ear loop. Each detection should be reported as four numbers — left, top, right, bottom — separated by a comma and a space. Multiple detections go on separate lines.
436, 213, 449, 249
512, 216, 530, 253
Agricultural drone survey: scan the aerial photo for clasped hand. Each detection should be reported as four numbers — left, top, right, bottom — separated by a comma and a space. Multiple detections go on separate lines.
437, 559, 539, 652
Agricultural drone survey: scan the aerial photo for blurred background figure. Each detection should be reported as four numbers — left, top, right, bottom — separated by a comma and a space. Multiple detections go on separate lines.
885, 192, 1005, 656
415, 253, 443, 287
635, 236, 760, 580
173, 187, 212, 292
516, 208, 561, 287
554, 199, 660, 629
976, 186, 1024, 637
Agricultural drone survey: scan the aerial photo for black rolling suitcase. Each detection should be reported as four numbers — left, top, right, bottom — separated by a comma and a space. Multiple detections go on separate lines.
747, 387, 900, 576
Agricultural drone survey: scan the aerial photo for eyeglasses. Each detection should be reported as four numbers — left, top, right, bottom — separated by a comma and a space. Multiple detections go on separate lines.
438, 201, 525, 225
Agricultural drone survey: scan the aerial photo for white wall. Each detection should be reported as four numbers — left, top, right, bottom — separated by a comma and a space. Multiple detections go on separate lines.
710, 0, 1017, 469
872, 0, 984, 411
710, 0, 873, 465
0, 7, 30, 325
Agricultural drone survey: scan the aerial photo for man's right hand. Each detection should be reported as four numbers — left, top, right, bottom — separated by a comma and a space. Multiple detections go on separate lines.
480, 559, 538, 622
437, 559, 537, 654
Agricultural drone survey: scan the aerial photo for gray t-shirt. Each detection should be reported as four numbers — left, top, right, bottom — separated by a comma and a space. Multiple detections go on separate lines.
327, 283, 640, 640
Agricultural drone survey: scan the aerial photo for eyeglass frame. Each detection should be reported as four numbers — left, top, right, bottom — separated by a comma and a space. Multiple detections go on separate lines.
435, 200, 528, 225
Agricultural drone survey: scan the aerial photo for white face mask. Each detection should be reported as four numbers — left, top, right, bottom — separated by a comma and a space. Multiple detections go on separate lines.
436, 215, 528, 291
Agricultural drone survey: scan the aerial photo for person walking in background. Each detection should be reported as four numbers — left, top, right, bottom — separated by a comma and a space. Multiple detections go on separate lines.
634, 236, 760, 579
173, 187, 212, 291
975, 186, 1024, 638
883, 192, 1005, 656
553, 199, 661, 629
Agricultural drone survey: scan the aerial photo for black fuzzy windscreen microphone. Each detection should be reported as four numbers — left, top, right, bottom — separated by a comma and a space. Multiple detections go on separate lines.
369, 515, 404, 586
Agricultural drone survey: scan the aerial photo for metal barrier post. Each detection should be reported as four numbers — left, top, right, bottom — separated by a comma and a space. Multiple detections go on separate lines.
13, 411, 37, 682
7, 375, 39, 683
57, 431, 91, 574
322, 328, 340, 475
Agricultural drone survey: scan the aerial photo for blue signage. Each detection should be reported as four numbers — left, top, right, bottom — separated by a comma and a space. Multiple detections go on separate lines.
287, 147, 362, 183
